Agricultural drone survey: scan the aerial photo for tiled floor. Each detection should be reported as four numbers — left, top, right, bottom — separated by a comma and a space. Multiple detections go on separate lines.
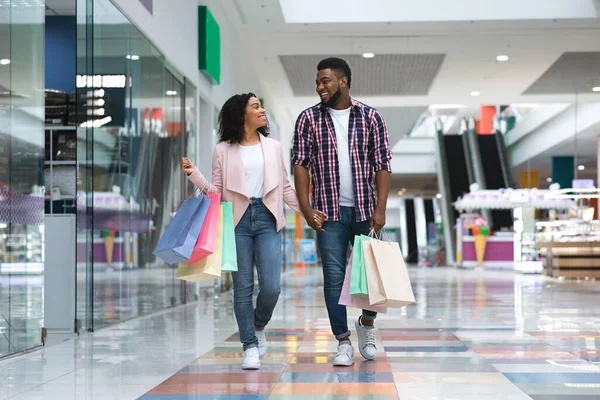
2, 266, 600, 399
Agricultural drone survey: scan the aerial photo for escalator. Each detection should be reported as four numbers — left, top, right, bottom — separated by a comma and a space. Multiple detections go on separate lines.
442, 134, 471, 222
477, 133, 513, 230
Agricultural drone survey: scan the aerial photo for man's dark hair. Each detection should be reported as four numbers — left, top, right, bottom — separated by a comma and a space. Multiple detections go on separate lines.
317, 57, 352, 88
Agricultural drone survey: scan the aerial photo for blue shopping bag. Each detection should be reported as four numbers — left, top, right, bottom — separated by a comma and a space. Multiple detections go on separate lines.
153, 194, 211, 264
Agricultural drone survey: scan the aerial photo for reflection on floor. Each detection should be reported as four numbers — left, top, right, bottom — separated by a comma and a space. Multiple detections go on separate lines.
0, 267, 216, 358
2, 267, 600, 399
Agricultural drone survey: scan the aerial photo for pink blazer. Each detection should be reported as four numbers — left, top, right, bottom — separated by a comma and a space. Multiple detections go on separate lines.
188, 136, 301, 232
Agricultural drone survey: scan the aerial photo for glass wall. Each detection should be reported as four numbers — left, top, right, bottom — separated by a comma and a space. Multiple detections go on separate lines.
76, 0, 199, 331
0, 1, 45, 357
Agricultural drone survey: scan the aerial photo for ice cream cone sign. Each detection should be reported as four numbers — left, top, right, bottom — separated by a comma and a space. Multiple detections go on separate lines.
103, 230, 116, 269
475, 226, 490, 267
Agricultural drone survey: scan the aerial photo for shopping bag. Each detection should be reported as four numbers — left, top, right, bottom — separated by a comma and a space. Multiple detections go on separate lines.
349, 235, 370, 297
153, 194, 210, 264
176, 204, 224, 282
188, 192, 221, 263
363, 237, 415, 308
339, 249, 387, 314
221, 202, 238, 272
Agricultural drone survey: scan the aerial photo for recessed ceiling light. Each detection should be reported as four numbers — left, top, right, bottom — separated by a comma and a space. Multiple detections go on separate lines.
401, 188, 407, 193
436, 193, 442, 199
578, 165, 585, 171
593, 86, 600, 92
496, 55, 509, 62
0, 59, 10, 65
362, 52, 375, 59
397, 191, 403, 196
546, 177, 552, 183
471, 91, 480, 97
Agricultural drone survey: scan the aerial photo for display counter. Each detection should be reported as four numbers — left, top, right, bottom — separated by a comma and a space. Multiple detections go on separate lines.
459, 234, 514, 268
536, 220, 600, 278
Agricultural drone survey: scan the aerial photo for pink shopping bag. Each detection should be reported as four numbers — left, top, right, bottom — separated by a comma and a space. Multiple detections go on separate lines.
338, 249, 387, 314
188, 192, 221, 263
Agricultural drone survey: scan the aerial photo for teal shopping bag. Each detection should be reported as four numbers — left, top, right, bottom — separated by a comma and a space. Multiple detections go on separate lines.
221, 202, 238, 272
349, 235, 370, 297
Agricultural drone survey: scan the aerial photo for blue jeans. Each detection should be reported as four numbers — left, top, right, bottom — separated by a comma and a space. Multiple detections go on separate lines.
317, 206, 377, 340
232, 198, 282, 350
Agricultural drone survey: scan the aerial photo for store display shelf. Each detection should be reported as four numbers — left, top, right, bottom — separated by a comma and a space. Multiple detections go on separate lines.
45, 161, 76, 166
45, 125, 77, 131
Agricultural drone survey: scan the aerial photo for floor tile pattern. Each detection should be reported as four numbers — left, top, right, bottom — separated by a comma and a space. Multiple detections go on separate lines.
138, 269, 600, 400
3, 267, 600, 399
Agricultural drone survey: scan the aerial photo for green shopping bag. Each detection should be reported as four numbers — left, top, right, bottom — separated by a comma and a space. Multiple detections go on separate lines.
349, 235, 370, 297
221, 202, 238, 272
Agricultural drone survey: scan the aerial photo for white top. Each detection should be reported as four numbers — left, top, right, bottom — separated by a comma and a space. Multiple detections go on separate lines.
328, 107, 354, 207
239, 143, 265, 198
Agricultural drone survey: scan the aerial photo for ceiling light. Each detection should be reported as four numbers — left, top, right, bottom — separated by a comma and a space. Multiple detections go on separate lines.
578, 165, 585, 171
546, 177, 552, 183
166, 90, 177, 96
0, 59, 10, 65
471, 91, 480, 97
397, 191, 403, 196
401, 188, 407, 193
593, 87, 600, 92
496, 55, 509, 62
362, 52, 375, 59
127, 55, 139, 60
436, 193, 442, 199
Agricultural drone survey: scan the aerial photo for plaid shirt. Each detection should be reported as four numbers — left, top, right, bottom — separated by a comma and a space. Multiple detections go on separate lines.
292, 98, 392, 222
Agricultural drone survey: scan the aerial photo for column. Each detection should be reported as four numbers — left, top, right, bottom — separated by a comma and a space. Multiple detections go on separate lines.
552, 156, 574, 190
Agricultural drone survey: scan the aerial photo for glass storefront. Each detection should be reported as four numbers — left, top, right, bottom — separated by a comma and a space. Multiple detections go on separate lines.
75, 0, 200, 331
0, 1, 45, 357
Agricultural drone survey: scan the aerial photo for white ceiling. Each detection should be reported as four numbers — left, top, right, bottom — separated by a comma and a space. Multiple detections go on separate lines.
223, 0, 600, 138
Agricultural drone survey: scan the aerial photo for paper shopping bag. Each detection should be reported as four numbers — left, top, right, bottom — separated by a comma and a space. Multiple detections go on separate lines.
365, 238, 415, 308
221, 202, 238, 272
153, 195, 210, 264
349, 235, 370, 297
339, 249, 387, 314
176, 205, 224, 282
188, 192, 221, 263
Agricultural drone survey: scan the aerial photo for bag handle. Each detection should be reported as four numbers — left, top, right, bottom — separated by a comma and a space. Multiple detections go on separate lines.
187, 182, 209, 200
368, 229, 390, 242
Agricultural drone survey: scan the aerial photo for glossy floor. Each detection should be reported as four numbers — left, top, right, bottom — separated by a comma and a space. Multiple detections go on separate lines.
2, 267, 600, 399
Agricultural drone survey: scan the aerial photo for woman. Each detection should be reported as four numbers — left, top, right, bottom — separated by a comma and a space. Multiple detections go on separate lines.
181, 93, 326, 370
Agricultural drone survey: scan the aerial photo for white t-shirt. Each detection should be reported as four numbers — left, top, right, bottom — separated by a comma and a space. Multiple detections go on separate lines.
239, 143, 265, 198
328, 107, 354, 207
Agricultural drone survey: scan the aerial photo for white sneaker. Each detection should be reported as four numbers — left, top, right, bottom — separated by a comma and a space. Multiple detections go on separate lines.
355, 317, 377, 360
256, 330, 267, 360
242, 347, 261, 370
333, 342, 355, 366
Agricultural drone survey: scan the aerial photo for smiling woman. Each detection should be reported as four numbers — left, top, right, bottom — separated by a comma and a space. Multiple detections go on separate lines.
217, 93, 269, 144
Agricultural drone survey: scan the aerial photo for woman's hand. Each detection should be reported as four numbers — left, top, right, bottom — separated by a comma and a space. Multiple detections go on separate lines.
181, 157, 195, 175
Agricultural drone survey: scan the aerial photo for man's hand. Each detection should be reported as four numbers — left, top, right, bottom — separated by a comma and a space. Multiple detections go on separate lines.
370, 206, 386, 233
303, 208, 328, 232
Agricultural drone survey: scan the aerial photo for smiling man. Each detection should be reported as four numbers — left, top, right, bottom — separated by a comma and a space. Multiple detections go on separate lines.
292, 57, 392, 366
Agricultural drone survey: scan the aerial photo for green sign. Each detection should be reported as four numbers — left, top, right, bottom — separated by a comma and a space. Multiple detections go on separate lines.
198, 6, 220, 84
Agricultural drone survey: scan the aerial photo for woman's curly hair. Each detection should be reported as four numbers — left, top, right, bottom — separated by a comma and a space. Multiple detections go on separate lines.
218, 93, 269, 144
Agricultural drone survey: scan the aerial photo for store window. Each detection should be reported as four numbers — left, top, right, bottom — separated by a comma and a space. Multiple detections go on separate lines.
75, 0, 199, 331
0, 1, 45, 357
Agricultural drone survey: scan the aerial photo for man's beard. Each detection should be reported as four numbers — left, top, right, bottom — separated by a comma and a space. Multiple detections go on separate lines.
322, 88, 342, 108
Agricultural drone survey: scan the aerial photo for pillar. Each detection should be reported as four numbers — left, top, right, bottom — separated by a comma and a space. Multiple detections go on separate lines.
479, 106, 496, 135
520, 171, 540, 189
552, 156, 574, 190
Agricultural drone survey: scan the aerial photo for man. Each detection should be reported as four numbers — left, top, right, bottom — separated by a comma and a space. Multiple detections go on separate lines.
292, 57, 392, 366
